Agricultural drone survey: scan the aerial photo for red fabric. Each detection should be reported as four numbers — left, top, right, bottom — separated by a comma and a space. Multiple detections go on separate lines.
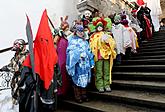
144, 15, 152, 40
93, 18, 107, 27
124, 25, 129, 27
131, 10, 137, 13
23, 9, 58, 90
137, 0, 144, 6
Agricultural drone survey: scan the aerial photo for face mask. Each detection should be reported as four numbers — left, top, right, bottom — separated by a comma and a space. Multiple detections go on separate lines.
12, 42, 21, 51
97, 26, 103, 31
76, 31, 84, 38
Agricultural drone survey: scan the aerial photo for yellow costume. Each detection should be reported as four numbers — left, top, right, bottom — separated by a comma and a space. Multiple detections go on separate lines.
90, 31, 116, 84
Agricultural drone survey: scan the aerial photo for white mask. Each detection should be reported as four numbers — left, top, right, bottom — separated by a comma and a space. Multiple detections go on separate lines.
97, 26, 103, 31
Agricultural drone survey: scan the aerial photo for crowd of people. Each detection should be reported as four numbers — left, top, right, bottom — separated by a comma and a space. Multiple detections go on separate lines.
0, 0, 162, 112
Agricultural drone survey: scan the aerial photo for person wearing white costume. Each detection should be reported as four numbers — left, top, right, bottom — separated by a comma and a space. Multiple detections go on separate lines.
112, 15, 132, 64
146, 0, 162, 32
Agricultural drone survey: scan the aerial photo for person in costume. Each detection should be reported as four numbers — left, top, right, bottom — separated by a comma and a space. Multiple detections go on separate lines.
21, 10, 58, 112
89, 17, 116, 93
130, 9, 142, 45
121, 19, 139, 55
146, 0, 162, 32
54, 16, 72, 96
0, 39, 29, 111
81, 10, 93, 40
137, 3, 152, 40
112, 14, 127, 64
66, 24, 94, 103
81, 10, 92, 30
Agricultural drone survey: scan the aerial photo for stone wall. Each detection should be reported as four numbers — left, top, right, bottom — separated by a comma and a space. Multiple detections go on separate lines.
160, 0, 165, 19
77, 0, 131, 16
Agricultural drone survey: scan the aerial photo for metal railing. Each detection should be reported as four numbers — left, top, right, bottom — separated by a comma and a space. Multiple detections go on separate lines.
0, 71, 13, 91
121, 0, 134, 8
0, 43, 28, 91
0, 46, 13, 91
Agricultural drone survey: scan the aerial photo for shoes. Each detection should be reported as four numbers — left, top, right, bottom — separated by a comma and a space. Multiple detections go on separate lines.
82, 95, 89, 102
98, 88, 104, 93
116, 61, 121, 65
105, 86, 111, 92
75, 98, 83, 103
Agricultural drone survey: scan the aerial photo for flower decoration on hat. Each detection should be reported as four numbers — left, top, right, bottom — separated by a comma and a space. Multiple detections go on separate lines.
93, 18, 107, 30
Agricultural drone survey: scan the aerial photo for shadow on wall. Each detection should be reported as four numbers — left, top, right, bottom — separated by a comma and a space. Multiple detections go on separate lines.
160, 0, 165, 19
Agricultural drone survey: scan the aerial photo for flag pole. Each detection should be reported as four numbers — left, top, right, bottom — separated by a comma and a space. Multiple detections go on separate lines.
26, 14, 38, 112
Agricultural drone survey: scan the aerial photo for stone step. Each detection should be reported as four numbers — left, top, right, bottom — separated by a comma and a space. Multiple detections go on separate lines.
113, 65, 165, 72
56, 109, 76, 112
149, 38, 165, 42
140, 44, 165, 49
152, 32, 165, 36
112, 80, 165, 91
121, 58, 165, 65
112, 72, 165, 81
152, 35, 165, 39
152, 35, 165, 38
141, 41, 165, 46
139, 46, 165, 52
89, 90, 165, 110
136, 51, 165, 56
142, 38, 165, 44
130, 55, 165, 60
60, 98, 164, 112
152, 36, 165, 39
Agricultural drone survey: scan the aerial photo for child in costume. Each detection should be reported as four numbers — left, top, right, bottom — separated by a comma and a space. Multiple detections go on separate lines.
81, 10, 92, 40
81, 10, 92, 30
121, 19, 139, 55
66, 25, 94, 103
112, 14, 136, 63
112, 14, 127, 64
89, 17, 116, 93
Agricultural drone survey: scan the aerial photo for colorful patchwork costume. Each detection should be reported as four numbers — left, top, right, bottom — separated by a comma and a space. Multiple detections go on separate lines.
66, 25, 94, 103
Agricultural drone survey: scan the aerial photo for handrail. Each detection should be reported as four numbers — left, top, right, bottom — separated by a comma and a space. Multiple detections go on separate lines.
0, 71, 13, 91
121, 0, 134, 8
0, 42, 28, 54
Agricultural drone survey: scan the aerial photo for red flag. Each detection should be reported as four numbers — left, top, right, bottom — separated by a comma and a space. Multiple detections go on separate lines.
137, 0, 144, 6
24, 9, 58, 89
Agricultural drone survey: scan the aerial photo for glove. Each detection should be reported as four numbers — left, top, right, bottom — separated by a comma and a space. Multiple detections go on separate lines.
101, 34, 109, 43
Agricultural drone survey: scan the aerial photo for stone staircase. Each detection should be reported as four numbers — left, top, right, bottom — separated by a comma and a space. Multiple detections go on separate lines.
58, 32, 165, 112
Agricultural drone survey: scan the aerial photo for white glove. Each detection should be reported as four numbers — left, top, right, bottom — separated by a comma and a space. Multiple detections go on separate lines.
101, 34, 109, 43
